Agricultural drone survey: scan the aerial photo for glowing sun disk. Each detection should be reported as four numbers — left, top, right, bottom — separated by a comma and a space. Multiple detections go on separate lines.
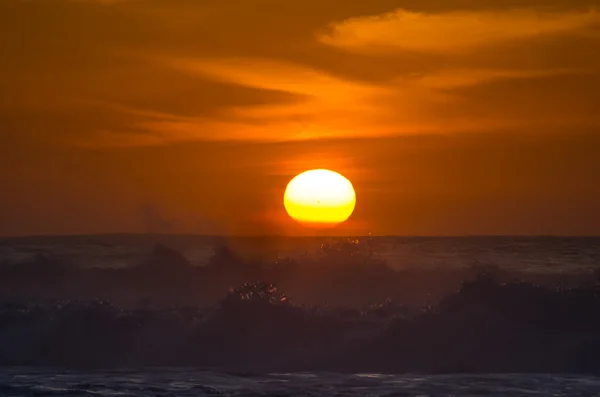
284, 169, 356, 227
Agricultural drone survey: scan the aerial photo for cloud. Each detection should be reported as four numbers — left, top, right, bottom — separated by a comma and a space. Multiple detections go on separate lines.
52, 57, 600, 147
167, 57, 384, 102
318, 8, 600, 53
68, 0, 129, 4
3, 0, 600, 149
154, 57, 397, 140
405, 68, 594, 89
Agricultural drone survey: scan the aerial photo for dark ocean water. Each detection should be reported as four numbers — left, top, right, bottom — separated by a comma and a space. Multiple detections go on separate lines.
2, 235, 600, 392
1, 235, 599, 273
2, 368, 600, 396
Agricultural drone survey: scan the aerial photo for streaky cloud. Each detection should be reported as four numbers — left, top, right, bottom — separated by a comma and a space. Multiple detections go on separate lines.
318, 8, 600, 53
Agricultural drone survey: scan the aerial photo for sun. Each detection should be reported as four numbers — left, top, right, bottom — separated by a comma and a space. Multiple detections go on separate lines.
284, 169, 356, 228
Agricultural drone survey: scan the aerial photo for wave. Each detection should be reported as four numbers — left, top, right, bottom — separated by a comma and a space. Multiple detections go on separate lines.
1, 274, 600, 373
2, 369, 599, 396
0, 238, 594, 307
1, 238, 600, 373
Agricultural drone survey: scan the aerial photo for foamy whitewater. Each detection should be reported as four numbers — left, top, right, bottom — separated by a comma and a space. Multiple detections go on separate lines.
2, 369, 600, 396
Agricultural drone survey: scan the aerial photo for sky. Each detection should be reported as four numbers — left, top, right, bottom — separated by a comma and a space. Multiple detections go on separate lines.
1, 0, 600, 236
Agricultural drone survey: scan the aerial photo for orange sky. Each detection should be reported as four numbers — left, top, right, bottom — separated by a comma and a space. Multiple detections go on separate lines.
1, 0, 599, 236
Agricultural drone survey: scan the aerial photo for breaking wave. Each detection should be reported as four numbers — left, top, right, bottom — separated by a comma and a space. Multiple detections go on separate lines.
1, 237, 600, 373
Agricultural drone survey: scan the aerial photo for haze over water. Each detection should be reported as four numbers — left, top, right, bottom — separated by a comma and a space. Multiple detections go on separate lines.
2, 235, 599, 273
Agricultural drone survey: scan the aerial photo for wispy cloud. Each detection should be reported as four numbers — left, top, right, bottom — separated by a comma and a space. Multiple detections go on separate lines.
167, 57, 384, 103
3, 0, 600, 148
152, 57, 395, 140
318, 9, 600, 53
67, 0, 129, 4
78, 54, 596, 147
405, 68, 595, 89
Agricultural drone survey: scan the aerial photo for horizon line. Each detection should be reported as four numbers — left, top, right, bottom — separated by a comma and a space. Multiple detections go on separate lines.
1, 233, 599, 239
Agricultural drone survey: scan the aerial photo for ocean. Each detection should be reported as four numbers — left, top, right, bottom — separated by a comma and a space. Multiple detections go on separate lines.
1, 235, 599, 274
1, 368, 600, 396
2, 235, 600, 394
